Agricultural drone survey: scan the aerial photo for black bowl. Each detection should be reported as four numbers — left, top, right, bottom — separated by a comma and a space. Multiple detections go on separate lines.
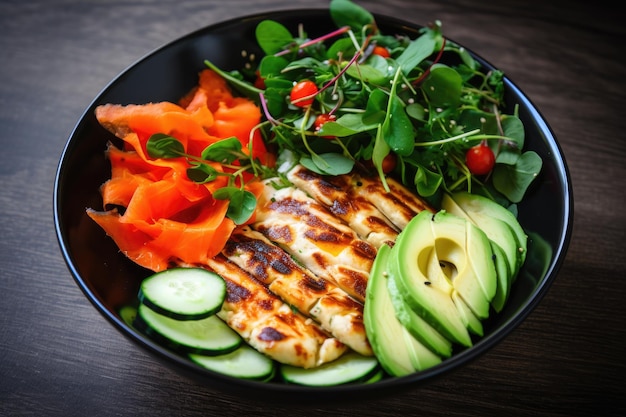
53, 8, 573, 401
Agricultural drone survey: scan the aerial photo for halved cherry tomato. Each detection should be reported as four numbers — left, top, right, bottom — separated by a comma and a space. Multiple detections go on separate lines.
290, 80, 318, 108
372, 46, 390, 58
380, 152, 397, 174
314, 113, 337, 139
253, 70, 265, 89
314, 113, 336, 130
466, 144, 495, 175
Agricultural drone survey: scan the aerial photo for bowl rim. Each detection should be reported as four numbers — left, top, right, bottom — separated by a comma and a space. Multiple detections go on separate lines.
53, 7, 574, 400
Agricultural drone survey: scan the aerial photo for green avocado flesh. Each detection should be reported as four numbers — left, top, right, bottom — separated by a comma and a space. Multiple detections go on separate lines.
444, 192, 527, 275
364, 193, 527, 376
364, 244, 442, 376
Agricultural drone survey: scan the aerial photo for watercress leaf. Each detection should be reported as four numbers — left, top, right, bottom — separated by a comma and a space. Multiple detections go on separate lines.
396, 32, 437, 75
212, 186, 238, 201
330, 0, 375, 32
495, 146, 520, 165
422, 64, 463, 108
201, 137, 243, 164
259, 55, 290, 78
214, 187, 257, 225
187, 164, 219, 183
318, 113, 378, 137
501, 115, 525, 148
383, 96, 415, 156
414, 164, 443, 197
229, 190, 257, 225
492, 151, 542, 202
147, 133, 185, 159
327, 37, 356, 60
457, 47, 477, 71
458, 109, 498, 134
301, 152, 354, 175
405, 102, 426, 121
256, 20, 294, 55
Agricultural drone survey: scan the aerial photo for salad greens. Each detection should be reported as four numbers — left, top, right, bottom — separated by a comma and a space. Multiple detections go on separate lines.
205, 0, 542, 210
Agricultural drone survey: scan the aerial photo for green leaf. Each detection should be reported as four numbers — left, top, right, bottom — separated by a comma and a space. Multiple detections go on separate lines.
383, 95, 415, 156
396, 32, 437, 75
422, 64, 463, 108
201, 137, 243, 164
414, 164, 443, 197
492, 151, 542, 203
256, 20, 294, 55
187, 164, 220, 183
501, 115, 525, 148
146, 133, 185, 159
258, 55, 290, 78
213, 187, 257, 225
330, 0, 375, 32
346, 55, 390, 85
317, 113, 378, 137
300, 152, 354, 175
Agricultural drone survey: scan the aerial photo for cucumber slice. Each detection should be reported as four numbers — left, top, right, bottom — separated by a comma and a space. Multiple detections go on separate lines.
189, 344, 276, 381
138, 268, 226, 321
136, 303, 241, 355
279, 351, 380, 386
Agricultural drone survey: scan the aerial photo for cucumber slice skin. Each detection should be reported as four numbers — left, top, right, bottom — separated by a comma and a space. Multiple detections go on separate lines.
189, 344, 276, 381
138, 268, 226, 321
136, 303, 241, 356
279, 351, 381, 386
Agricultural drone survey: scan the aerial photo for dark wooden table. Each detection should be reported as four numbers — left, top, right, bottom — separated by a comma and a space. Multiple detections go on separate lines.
1, 0, 624, 415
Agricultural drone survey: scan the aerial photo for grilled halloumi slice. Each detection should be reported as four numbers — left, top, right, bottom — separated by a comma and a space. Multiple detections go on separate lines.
351, 173, 434, 230
286, 165, 399, 248
252, 181, 376, 303
203, 256, 347, 369
222, 226, 372, 356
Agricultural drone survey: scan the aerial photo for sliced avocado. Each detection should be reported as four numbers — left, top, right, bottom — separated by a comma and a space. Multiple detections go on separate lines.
390, 210, 473, 347
429, 211, 495, 319
448, 192, 527, 276
364, 244, 442, 376
426, 250, 483, 336
489, 241, 512, 312
441, 193, 520, 279
387, 272, 453, 358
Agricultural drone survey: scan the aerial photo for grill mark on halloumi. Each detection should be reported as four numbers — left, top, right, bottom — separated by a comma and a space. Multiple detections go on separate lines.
202, 256, 347, 368
286, 165, 399, 248
351, 174, 435, 230
222, 226, 372, 356
252, 182, 376, 303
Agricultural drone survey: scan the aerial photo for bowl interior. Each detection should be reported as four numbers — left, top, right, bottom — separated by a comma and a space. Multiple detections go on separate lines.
54, 9, 572, 399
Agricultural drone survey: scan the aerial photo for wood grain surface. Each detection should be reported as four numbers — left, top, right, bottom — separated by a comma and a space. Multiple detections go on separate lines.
1, 0, 624, 416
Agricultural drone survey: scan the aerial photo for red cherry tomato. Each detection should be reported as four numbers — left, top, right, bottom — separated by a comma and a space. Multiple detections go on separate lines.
253, 70, 265, 89
290, 80, 318, 108
380, 152, 397, 174
314, 113, 337, 139
372, 45, 390, 58
466, 144, 496, 175
314, 113, 336, 130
